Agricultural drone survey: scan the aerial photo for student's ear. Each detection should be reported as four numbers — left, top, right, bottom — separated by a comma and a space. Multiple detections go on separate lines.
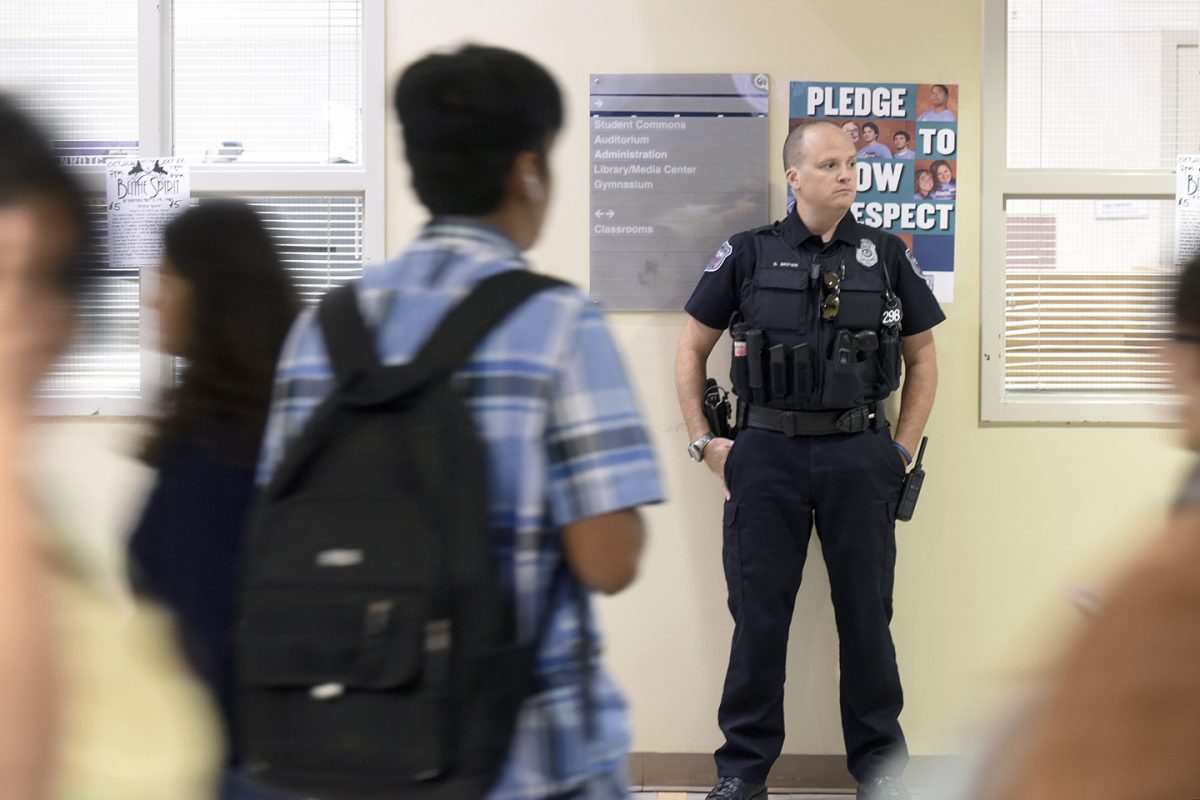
522, 174, 544, 203
512, 151, 545, 204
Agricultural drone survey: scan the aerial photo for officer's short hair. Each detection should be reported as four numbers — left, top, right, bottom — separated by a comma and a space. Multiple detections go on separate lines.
393, 45, 563, 216
783, 121, 843, 169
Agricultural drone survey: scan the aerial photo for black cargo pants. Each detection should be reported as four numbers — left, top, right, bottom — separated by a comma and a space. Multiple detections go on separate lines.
715, 424, 908, 784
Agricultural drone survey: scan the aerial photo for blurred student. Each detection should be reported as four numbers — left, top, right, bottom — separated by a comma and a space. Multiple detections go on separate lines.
255, 45, 663, 799
974, 253, 1200, 800
2, 94, 226, 800
126, 201, 299, 799
0, 93, 86, 800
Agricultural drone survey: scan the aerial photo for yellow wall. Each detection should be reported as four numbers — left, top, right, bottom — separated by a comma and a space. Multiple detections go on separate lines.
384, 0, 1192, 756
29, 0, 1192, 765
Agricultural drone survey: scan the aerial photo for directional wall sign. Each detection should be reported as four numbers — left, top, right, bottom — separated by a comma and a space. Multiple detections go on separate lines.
589, 73, 770, 311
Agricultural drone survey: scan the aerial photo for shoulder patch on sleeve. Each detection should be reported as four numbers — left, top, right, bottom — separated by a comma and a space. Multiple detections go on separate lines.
705, 240, 733, 273
905, 248, 925, 278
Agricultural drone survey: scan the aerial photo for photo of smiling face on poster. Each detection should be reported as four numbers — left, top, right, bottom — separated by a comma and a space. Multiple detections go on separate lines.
916, 83, 957, 121
931, 159, 956, 199
914, 167, 935, 199
892, 129, 915, 159
857, 122, 893, 159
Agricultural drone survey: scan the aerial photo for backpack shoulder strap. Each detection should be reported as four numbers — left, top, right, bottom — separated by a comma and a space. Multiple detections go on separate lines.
407, 270, 569, 385
266, 271, 570, 499
318, 282, 382, 384
316, 270, 570, 406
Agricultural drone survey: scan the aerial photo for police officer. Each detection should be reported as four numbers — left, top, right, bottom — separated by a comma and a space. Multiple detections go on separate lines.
674, 121, 943, 800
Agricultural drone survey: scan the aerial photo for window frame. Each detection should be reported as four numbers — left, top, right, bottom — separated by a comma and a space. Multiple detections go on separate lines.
980, 0, 1184, 424
37, 0, 385, 417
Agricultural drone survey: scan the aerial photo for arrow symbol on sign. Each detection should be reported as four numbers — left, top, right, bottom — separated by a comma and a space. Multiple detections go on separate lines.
605, 209, 614, 218
593, 99, 604, 108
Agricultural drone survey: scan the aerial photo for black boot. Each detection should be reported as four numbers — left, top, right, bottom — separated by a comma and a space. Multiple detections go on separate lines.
706, 776, 767, 800
856, 775, 910, 800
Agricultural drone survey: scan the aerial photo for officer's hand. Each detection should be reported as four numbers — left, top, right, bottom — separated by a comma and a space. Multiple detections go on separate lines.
702, 437, 735, 500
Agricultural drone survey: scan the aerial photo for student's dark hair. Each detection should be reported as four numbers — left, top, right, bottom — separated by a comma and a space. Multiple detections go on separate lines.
862, 122, 880, 135
393, 45, 563, 216
932, 84, 950, 95
143, 200, 299, 466
893, 130, 910, 142
0, 94, 90, 299
1177, 252, 1200, 332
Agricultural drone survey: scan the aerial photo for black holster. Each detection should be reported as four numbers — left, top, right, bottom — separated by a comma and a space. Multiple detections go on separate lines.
703, 378, 734, 439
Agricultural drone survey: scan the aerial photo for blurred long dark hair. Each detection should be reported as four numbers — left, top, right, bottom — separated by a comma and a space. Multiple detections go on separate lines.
143, 201, 298, 466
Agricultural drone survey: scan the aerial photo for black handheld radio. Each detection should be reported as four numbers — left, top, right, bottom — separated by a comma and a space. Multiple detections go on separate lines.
895, 436, 928, 522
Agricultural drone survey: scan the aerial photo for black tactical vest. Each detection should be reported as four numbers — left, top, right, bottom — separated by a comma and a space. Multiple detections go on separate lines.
729, 224, 903, 411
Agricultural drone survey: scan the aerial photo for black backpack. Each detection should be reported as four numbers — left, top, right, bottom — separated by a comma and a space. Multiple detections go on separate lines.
237, 270, 569, 799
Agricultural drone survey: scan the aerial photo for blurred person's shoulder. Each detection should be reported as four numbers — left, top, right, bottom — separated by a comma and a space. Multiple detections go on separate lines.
1157, 505, 1200, 567
1110, 504, 1200, 621
1174, 458, 1200, 510
1151, 457, 1200, 569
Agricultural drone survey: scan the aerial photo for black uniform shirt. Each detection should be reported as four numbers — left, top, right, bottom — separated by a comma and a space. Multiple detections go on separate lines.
684, 210, 946, 336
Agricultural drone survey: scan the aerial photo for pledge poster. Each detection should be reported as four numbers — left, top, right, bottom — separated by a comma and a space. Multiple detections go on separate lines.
790, 81, 958, 302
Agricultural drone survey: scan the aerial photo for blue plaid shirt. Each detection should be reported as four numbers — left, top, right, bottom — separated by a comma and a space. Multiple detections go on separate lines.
258, 219, 665, 799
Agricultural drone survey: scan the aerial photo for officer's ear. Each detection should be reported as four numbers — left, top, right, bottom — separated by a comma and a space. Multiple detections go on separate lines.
785, 167, 801, 193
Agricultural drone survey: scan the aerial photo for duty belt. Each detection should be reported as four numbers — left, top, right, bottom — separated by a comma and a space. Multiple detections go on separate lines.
740, 401, 884, 437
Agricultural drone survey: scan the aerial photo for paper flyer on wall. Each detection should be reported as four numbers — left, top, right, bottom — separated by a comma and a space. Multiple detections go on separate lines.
105, 157, 190, 271
789, 82, 958, 302
1176, 154, 1200, 266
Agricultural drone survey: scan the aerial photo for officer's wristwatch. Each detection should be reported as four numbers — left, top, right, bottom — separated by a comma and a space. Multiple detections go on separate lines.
687, 433, 716, 462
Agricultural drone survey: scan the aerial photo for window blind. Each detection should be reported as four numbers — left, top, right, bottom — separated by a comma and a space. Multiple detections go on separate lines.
0, 1, 140, 162
172, 0, 363, 164
41, 200, 141, 399
1007, 0, 1200, 170
230, 195, 364, 305
1004, 199, 1176, 397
